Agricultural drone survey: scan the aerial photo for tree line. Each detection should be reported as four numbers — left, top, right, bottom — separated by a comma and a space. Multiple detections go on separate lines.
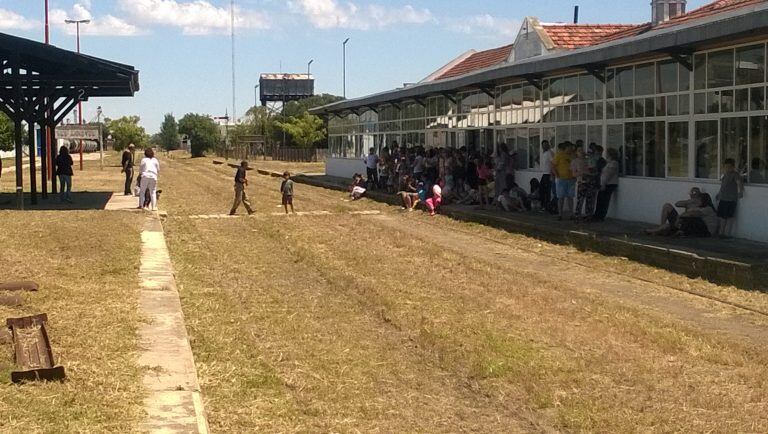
0, 94, 341, 157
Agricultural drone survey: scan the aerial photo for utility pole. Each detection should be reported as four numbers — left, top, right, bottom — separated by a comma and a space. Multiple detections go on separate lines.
231, 0, 236, 125
308, 59, 313, 78
65, 18, 90, 170
343, 38, 350, 98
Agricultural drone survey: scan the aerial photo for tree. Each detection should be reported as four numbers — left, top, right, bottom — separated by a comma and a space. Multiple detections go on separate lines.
0, 112, 13, 152
178, 113, 221, 157
158, 113, 179, 151
282, 94, 344, 118
105, 115, 148, 151
275, 113, 326, 148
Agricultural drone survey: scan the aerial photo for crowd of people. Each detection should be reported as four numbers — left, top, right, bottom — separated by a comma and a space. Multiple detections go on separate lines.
350, 140, 744, 238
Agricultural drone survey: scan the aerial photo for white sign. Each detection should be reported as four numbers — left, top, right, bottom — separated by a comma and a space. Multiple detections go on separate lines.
57, 125, 100, 141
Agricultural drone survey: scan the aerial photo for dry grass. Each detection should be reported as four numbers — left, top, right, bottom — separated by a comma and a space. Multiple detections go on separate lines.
162, 155, 768, 432
0, 211, 143, 431
0, 152, 145, 431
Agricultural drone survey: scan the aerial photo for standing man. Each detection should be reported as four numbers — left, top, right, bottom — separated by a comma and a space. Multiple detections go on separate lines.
229, 160, 254, 215
540, 140, 554, 212
553, 142, 576, 221
121, 143, 135, 195
363, 147, 379, 190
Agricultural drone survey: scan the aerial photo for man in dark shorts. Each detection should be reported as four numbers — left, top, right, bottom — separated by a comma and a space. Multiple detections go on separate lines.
716, 158, 744, 237
280, 171, 295, 214
229, 161, 254, 215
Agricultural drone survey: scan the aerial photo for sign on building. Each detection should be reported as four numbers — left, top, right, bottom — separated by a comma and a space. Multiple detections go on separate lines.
56, 125, 101, 141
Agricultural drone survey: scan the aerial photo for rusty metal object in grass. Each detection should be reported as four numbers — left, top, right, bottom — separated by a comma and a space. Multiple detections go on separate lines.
6, 314, 66, 383
0, 281, 39, 291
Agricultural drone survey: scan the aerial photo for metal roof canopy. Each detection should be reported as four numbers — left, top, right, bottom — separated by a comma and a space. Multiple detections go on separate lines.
311, 3, 768, 115
0, 31, 139, 208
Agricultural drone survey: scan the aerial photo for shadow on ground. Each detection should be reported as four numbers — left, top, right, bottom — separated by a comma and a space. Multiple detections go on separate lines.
0, 192, 114, 210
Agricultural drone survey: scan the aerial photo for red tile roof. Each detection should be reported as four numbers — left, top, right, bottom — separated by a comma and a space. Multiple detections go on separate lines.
599, 0, 766, 44
435, 44, 513, 80
657, 0, 765, 28
541, 24, 639, 49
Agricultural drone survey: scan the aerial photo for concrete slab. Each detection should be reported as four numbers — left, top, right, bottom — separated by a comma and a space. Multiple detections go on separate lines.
138, 216, 208, 433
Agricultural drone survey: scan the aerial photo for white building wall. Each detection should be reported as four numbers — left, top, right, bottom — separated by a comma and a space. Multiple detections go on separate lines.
326, 157, 366, 179
513, 169, 768, 242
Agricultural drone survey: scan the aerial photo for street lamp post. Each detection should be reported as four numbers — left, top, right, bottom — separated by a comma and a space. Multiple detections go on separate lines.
343, 38, 350, 98
65, 18, 90, 171
307, 59, 314, 78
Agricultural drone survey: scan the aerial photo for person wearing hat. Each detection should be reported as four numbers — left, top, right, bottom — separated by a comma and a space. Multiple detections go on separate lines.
121, 143, 136, 195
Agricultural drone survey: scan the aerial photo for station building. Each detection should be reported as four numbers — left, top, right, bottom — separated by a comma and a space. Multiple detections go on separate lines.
312, 0, 768, 242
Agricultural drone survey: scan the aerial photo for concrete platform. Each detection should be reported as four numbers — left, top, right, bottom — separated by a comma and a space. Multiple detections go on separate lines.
290, 173, 768, 292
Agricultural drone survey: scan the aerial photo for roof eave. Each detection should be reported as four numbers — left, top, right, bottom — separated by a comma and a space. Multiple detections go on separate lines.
312, 3, 768, 115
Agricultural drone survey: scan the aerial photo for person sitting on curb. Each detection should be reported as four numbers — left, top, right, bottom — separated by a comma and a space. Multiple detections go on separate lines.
644, 187, 705, 235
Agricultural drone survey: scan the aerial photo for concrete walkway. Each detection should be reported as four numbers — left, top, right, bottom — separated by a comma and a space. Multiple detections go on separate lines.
138, 215, 209, 433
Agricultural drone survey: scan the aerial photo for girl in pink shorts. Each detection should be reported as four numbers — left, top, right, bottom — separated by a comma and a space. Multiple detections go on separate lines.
426, 180, 443, 216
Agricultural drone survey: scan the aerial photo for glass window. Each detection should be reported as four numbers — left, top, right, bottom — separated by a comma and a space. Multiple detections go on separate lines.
751, 86, 765, 111
695, 120, 719, 179
580, 74, 595, 102
607, 124, 624, 174
680, 61, 691, 91
588, 125, 603, 147
721, 117, 748, 174
749, 115, 768, 183
606, 101, 615, 119
736, 88, 749, 111
616, 66, 634, 97
615, 100, 625, 119
606, 69, 615, 99
668, 122, 689, 178
635, 99, 644, 118
693, 92, 707, 115
572, 124, 586, 145
625, 99, 635, 118
635, 63, 655, 95
679, 94, 690, 115
694, 53, 707, 90
550, 77, 563, 100
624, 122, 643, 176
667, 95, 678, 116
645, 121, 665, 178
529, 128, 541, 169
656, 96, 666, 117
594, 76, 604, 100
645, 97, 655, 118
735, 44, 765, 85
515, 129, 529, 170
564, 76, 578, 103
707, 49, 734, 88
595, 101, 604, 120
721, 89, 734, 113
658, 60, 678, 93
707, 91, 720, 114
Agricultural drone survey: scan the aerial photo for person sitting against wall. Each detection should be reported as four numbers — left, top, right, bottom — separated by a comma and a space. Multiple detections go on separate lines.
350, 173, 367, 200
644, 187, 702, 234
397, 174, 420, 211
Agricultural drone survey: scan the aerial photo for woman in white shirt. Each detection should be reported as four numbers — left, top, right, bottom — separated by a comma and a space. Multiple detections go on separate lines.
138, 147, 160, 211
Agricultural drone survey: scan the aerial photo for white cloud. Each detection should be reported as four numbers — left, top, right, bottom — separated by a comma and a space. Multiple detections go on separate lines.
51, 3, 143, 36
0, 8, 37, 30
449, 14, 520, 39
119, 0, 270, 35
289, 0, 433, 30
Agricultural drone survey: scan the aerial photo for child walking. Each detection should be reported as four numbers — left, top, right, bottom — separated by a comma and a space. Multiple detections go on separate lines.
716, 158, 744, 236
280, 171, 295, 214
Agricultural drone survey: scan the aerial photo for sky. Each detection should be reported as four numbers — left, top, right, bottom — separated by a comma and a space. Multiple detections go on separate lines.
2, 0, 712, 132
